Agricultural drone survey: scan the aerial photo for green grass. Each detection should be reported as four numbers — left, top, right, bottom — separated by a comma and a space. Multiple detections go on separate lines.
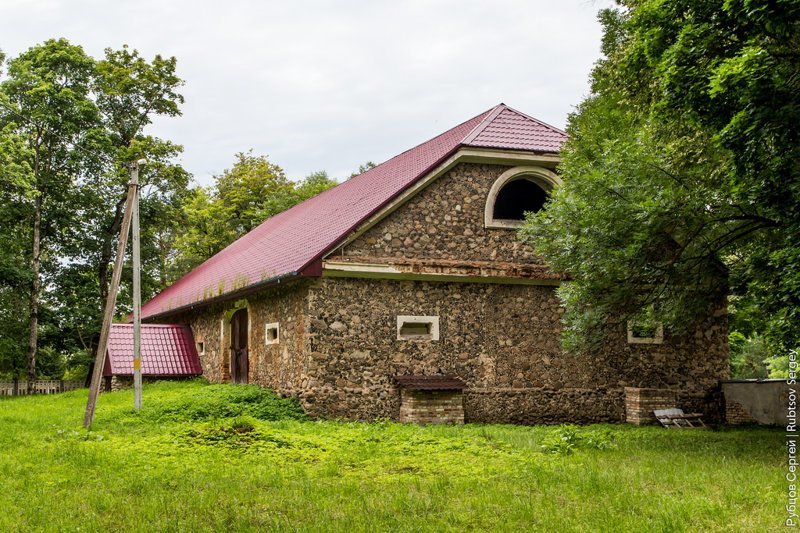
0, 380, 784, 531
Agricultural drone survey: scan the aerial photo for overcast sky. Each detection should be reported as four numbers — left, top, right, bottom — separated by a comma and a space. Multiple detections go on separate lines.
2, 0, 612, 186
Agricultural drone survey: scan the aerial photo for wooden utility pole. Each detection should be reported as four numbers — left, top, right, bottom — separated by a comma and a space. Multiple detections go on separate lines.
83, 161, 139, 428
132, 162, 142, 410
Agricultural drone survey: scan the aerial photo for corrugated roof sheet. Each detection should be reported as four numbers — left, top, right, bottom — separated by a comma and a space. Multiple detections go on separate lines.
463, 106, 567, 152
104, 323, 202, 377
141, 104, 567, 320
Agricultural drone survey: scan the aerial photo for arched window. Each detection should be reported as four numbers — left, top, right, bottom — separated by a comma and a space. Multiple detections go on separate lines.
485, 166, 560, 229
492, 179, 549, 220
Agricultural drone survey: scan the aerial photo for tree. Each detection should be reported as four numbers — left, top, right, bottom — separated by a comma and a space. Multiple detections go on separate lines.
0, 39, 97, 388
521, 1, 800, 352
87, 46, 187, 308
729, 331, 769, 379
0, 41, 189, 382
296, 170, 337, 200
215, 151, 297, 236
348, 161, 376, 179
174, 154, 337, 272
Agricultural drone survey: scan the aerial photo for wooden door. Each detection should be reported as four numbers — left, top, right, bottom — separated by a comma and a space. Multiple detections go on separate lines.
230, 308, 249, 384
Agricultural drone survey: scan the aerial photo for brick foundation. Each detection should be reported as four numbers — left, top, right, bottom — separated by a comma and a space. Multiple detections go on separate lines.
399, 389, 464, 424
625, 387, 678, 425
725, 399, 758, 425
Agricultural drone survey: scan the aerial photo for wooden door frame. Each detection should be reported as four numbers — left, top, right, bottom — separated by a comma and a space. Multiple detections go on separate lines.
230, 307, 249, 384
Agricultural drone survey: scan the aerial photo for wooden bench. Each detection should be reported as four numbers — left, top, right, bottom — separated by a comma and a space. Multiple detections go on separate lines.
653, 408, 706, 429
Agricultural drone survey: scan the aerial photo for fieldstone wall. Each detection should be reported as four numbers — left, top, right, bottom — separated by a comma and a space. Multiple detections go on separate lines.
170, 280, 310, 392
246, 281, 310, 394
340, 163, 551, 264
153, 160, 729, 425
298, 276, 729, 423
466, 388, 625, 424
179, 301, 228, 383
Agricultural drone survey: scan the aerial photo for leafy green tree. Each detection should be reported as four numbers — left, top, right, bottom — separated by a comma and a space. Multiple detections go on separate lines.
0, 39, 97, 387
0, 41, 189, 381
215, 151, 296, 236
0, 59, 35, 379
522, 1, 800, 353
765, 350, 797, 379
729, 332, 769, 379
54, 45, 188, 363
173, 153, 337, 272
348, 161, 376, 179
296, 170, 337, 200
86, 46, 186, 306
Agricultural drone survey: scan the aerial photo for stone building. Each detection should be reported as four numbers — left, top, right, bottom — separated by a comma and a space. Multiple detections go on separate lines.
140, 104, 730, 424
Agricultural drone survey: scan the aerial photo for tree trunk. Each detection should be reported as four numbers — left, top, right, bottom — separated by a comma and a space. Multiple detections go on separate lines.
26, 194, 42, 393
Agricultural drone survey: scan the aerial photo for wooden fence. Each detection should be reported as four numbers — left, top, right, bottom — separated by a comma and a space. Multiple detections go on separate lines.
0, 380, 84, 397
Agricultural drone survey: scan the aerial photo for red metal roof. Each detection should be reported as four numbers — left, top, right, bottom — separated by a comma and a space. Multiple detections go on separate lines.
103, 324, 202, 377
463, 105, 567, 152
142, 104, 567, 320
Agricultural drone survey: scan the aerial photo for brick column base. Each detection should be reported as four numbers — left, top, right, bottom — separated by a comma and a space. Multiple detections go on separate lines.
399, 389, 465, 424
624, 387, 678, 425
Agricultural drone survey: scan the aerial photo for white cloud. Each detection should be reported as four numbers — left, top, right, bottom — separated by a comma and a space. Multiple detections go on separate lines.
0, 0, 613, 185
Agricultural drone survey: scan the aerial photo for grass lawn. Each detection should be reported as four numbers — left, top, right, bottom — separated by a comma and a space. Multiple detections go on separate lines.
0, 380, 784, 531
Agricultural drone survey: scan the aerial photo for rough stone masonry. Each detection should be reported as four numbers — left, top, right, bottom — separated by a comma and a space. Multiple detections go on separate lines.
171, 162, 730, 424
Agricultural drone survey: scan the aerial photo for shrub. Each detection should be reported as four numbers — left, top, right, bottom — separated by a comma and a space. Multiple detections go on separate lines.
139, 384, 307, 423
730, 332, 770, 379
540, 424, 616, 455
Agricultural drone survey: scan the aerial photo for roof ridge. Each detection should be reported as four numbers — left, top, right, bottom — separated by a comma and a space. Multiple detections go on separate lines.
141, 105, 562, 320
460, 103, 507, 145
498, 103, 568, 137
349, 106, 497, 181
240, 106, 499, 219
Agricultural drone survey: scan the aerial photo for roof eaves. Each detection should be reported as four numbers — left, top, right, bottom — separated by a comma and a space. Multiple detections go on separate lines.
141, 270, 300, 322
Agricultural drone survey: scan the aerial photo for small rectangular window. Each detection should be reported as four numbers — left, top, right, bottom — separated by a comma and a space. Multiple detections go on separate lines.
397, 316, 439, 341
627, 321, 664, 344
401, 322, 431, 336
265, 323, 280, 345
197, 341, 205, 355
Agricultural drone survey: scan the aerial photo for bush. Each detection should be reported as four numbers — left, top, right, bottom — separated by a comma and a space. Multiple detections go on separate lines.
729, 332, 770, 379
540, 424, 616, 455
765, 348, 799, 379
139, 384, 307, 423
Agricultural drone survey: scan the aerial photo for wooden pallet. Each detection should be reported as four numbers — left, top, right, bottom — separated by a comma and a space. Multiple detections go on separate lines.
653, 408, 706, 429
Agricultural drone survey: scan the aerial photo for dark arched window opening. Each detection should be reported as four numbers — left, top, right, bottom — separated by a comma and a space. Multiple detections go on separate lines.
492, 179, 548, 220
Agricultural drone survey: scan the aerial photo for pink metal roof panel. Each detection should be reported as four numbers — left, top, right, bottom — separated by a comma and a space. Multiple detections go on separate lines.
464, 106, 567, 152
141, 104, 565, 320
104, 323, 202, 376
